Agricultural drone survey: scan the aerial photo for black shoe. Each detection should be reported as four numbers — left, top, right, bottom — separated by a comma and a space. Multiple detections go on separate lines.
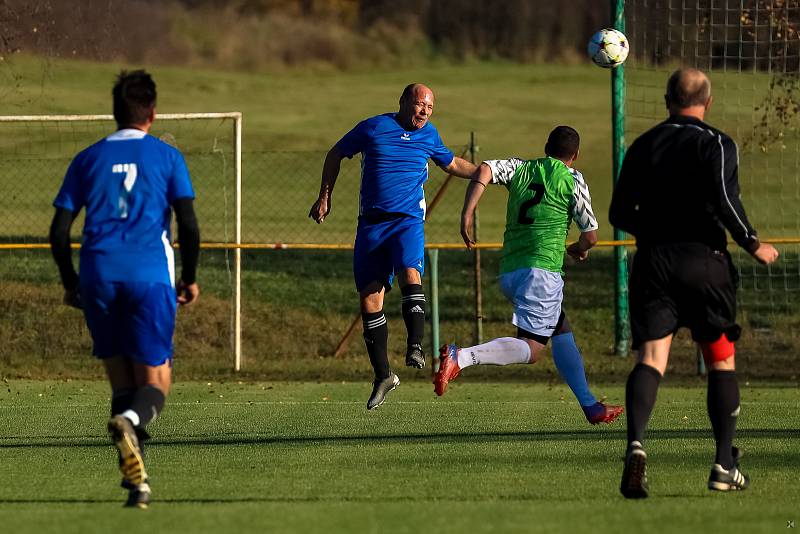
121, 479, 151, 509
708, 463, 749, 492
620, 441, 649, 499
405, 344, 425, 369
367, 372, 400, 410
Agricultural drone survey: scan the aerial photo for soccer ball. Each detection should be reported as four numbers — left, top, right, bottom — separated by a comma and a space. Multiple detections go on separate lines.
588, 28, 629, 68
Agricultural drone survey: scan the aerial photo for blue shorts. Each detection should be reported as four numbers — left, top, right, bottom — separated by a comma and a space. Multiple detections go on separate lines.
353, 215, 425, 292
80, 280, 177, 366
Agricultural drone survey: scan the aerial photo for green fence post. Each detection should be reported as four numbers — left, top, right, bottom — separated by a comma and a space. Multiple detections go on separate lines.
697, 346, 707, 376
612, 0, 630, 357
428, 248, 440, 371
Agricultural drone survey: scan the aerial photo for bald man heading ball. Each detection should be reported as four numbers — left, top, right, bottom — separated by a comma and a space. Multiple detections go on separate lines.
309, 84, 476, 410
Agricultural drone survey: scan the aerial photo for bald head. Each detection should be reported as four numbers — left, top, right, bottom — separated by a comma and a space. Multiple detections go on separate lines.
400, 83, 433, 104
398, 83, 435, 130
665, 68, 712, 112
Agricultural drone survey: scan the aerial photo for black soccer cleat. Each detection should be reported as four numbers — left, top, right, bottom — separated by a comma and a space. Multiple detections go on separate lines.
108, 415, 147, 485
122, 479, 152, 509
620, 441, 649, 499
708, 463, 749, 492
405, 344, 425, 369
367, 372, 400, 410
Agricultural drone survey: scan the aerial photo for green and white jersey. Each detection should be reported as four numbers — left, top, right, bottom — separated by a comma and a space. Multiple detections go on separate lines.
485, 157, 598, 275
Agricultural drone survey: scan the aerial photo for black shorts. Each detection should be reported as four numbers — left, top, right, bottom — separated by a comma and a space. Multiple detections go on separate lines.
628, 243, 742, 348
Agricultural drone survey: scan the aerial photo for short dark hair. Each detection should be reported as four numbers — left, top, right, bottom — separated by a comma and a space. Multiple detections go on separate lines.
545, 126, 580, 159
113, 70, 156, 127
665, 68, 710, 108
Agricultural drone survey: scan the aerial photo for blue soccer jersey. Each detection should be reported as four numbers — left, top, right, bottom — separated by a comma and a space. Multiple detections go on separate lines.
53, 129, 195, 286
336, 113, 454, 219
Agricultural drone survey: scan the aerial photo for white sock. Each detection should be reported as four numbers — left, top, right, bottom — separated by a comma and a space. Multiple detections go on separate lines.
121, 409, 140, 427
456, 337, 531, 369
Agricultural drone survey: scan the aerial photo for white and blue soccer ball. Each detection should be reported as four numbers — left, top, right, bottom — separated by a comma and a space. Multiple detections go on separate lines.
588, 28, 629, 68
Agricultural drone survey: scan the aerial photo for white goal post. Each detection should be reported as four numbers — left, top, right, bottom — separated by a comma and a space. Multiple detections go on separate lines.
0, 112, 244, 371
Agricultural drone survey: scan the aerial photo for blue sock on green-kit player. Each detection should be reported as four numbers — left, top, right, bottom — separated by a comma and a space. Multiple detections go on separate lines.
551, 332, 609, 420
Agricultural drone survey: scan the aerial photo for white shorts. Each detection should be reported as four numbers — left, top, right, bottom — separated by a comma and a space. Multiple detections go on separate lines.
498, 267, 564, 338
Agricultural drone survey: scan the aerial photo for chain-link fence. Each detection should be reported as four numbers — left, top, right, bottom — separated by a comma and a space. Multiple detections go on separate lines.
1, 113, 798, 378
0, 115, 239, 244
0, 115, 240, 375
624, 0, 800, 367
240, 143, 508, 246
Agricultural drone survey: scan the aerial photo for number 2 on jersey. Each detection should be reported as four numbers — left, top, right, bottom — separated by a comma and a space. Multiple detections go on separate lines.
112, 163, 138, 219
517, 182, 545, 225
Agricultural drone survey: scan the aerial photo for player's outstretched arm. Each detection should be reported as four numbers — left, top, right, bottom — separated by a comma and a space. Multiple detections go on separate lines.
309, 145, 345, 224
49, 207, 81, 308
173, 198, 200, 306
461, 164, 492, 248
566, 230, 598, 262
441, 156, 477, 179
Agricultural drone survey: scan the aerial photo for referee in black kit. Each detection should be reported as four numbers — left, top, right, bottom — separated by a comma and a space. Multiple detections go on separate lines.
609, 68, 779, 499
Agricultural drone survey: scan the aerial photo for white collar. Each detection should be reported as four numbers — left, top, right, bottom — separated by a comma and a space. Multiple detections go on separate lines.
106, 128, 147, 141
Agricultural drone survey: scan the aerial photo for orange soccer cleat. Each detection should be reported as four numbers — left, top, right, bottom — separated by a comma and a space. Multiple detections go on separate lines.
433, 344, 461, 396
583, 402, 624, 425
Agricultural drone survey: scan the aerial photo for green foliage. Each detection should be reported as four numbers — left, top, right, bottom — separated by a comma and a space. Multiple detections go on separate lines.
0, 1, 606, 70
746, 74, 800, 153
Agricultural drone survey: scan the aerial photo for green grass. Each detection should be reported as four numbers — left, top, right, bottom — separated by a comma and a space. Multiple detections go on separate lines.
2, 55, 800, 380
5, 54, 800, 245
0, 54, 620, 245
3, 248, 799, 381
0, 380, 798, 533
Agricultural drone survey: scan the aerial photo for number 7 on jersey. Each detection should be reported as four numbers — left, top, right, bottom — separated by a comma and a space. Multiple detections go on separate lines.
113, 163, 138, 219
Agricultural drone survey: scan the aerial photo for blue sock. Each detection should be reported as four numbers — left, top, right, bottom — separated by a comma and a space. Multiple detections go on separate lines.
551, 332, 597, 407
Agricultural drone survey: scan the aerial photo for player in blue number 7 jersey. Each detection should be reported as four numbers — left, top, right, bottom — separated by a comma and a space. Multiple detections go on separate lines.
49, 70, 200, 509
309, 84, 476, 409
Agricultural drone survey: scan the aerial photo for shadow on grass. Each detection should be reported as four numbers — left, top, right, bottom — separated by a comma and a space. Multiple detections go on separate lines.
0, 492, 644, 504
1, 428, 798, 449
0, 496, 441, 504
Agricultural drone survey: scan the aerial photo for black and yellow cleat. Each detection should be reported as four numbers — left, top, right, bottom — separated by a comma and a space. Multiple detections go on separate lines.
108, 415, 147, 485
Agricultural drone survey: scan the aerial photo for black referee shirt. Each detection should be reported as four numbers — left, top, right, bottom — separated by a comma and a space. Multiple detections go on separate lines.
609, 114, 760, 253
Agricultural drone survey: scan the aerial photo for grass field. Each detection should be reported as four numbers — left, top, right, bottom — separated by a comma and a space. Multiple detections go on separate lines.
3, 56, 800, 371
2, 39, 800, 534
3, 248, 799, 380
1, 380, 797, 533
4, 54, 800, 245
0, 54, 619, 245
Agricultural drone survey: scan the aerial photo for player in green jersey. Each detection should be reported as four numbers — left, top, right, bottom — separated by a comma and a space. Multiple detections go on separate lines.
434, 126, 623, 425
